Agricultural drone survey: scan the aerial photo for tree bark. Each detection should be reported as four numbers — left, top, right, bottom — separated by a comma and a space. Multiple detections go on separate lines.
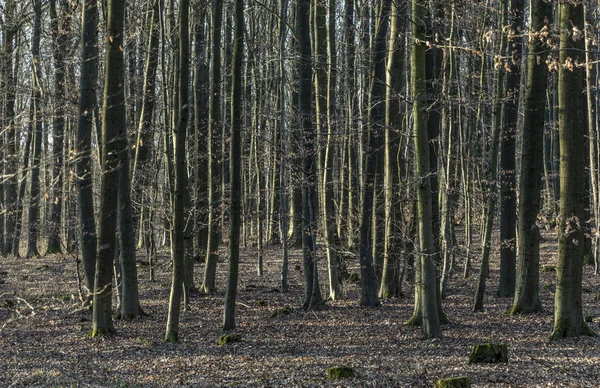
92, 0, 127, 337
411, 0, 441, 338
223, 0, 243, 331
509, 0, 551, 315
550, 1, 595, 340
165, 0, 190, 342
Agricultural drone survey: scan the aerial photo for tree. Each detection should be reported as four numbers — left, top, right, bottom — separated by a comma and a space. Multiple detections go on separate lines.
498, 0, 523, 298
26, 0, 43, 258
509, 0, 551, 315
2, 1, 18, 256
223, 0, 244, 331
202, 0, 224, 294
297, 0, 323, 310
46, 0, 69, 254
165, 0, 190, 342
91, 0, 127, 337
359, 0, 391, 307
550, 1, 595, 340
76, 0, 99, 295
411, 0, 441, 338
379, 0, 405, 299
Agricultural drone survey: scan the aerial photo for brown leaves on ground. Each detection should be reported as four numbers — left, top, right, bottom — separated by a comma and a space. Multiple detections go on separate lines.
0, 229, 599, 387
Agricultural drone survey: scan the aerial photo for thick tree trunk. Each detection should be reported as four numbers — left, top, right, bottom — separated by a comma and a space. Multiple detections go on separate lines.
411, 0, 441, 338
297, 0, 323, 311
550, 1, 595, 340
509, 0, 551, 315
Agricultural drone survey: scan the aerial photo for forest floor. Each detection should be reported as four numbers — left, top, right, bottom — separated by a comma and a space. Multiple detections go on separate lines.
1, 229, 600, 387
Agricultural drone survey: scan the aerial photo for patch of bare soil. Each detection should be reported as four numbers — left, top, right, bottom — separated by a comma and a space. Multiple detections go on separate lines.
1, 230, 599, 387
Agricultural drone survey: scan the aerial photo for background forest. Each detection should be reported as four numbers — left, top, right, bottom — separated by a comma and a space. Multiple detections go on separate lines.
1, 0, 600, 385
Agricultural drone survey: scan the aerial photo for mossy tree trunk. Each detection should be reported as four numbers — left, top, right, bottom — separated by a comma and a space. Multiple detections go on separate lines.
550, 1, 595, 340
509, 0, 551, 315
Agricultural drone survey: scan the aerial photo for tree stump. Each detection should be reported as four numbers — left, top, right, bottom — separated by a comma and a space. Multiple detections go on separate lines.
468, 343, 508, 363
435, 376, 471, 388
326, 366, 355, 380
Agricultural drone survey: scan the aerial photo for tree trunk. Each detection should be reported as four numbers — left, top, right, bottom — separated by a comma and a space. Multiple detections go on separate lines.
550, 1, 595, 340
47, 0, 68, 254
2, 7, 17, 256
26, 0, 43, 258
223, 0, 243, 331
473, 0, 507, 313
202, 0, 224, 293
91, 0, 127, 337
411, 0, 441, 338
509, 0, 551, 315
76, 0, 99, 294
498, 0, 523, 298
165, 0, 190, 342
297, 0, 323, 311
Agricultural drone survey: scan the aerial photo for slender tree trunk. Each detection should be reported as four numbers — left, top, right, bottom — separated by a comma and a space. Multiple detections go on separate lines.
2, 10, 17, 256
202, 0, 224, 293
26, 0, 44, 258
91, 0, 127, 337
47, 0, 68, 254
223, 0, 243, 331
380, 0, 405, 299
473, 0, 507, 312
359, 0, 391, 307
165, 0, 190, 342
498, 0, 523, 298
